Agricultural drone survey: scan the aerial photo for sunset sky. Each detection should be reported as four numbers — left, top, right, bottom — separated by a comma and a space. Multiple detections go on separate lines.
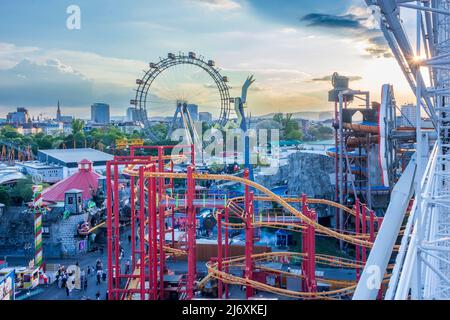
0, 0, 419, 119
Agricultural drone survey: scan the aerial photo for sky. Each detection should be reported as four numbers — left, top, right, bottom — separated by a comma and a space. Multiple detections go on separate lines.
0, 0, 419, 119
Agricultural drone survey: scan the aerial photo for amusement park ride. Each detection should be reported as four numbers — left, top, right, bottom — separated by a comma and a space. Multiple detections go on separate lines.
106, 144, 385, 300
105, 51, 389, 300
102, 0, 450, 300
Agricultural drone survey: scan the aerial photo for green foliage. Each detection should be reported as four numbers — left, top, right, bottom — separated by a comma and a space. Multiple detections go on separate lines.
1, 126, 20, 139
273, 113, 303, 141
0, 186, 11, 206
308, 124, 333, 141
71, 119, 85, 134
10, 176, 34, 204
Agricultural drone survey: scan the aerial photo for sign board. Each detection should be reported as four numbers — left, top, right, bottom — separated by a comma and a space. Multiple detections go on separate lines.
0, 270, 15, 300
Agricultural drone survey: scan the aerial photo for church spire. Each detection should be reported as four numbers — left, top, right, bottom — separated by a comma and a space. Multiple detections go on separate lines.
57, 100, 61, 121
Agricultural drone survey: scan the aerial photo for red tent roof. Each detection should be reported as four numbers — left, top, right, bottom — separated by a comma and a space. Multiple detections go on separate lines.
42, 159, 103, 203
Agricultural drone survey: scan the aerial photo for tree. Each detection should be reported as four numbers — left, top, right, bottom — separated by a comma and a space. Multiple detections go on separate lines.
0, 186, 11, 206
273, 113, 303, 141
71, 119, 85, 135
0, 125, 20, 139
10, 177, 33, 204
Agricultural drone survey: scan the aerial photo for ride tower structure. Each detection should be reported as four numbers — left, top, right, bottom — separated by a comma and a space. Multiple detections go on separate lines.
354, 0, 450, 300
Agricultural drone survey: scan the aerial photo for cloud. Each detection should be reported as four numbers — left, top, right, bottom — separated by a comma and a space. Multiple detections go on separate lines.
0, 59, 130, 110
301, 13, 365, 29
188, 0, 241, 10
300, 6, 393, 59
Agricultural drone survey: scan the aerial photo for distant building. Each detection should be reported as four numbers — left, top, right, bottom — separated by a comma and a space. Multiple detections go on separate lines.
83, 122, 109, 132
91, 103, 110, 124
59, 116, 73, 123
187, 104, 199, 121
38, 122, 64, 135
56, 100, 62, 122
199, 112, 212, 123
16, 161, 63, 184
16, 123, 42, 135
400, 104, 417, 127
115, 121, 144, 134
6, 108, 31, 125
126, 107, 147, 122
37, 148, 114, 177
63, 123, 73, 135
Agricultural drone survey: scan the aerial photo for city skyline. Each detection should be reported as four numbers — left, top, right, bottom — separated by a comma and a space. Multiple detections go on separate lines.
0, 0, 419, 118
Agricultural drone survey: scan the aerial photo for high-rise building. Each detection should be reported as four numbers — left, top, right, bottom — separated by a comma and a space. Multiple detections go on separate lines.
186, 104, 199, 121
199, 112, 212, 123
400, 104, 417, 127
91, 103, 110, 124
7, 107, 31, 125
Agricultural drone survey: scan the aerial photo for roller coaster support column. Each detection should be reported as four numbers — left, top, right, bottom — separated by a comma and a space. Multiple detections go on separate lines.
362, 205, 367, 265
158, 147, 166, 299
186, 165, 196, 299
131, 174, 136, 271
149, 164, 158, 299
225, 206, 230, 299
301, 194, 308, 293
309, 209, 317, 294
245, 189, 254, 299
369, 210, 375, 243
139, 166, 146, 300
355, 198, 361, 281
217, 210, 223, 298
106, 163, 113, 299
113, 163, 120, 299
301, 194, 317, 294
191, 144, 195, 165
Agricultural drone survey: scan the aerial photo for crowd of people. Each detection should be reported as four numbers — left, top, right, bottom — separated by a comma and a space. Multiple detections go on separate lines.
54, 258, 108, 300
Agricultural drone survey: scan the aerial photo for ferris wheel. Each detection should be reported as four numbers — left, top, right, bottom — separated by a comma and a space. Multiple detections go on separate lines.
130, 52, 233, 141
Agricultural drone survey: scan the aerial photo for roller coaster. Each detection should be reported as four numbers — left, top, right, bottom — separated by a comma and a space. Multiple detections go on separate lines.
105, 144, 390, 300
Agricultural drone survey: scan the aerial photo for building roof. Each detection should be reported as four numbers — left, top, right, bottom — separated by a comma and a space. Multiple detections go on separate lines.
42, 160, 103, 203
0, 169, 27, 185
38, 148, 113, 166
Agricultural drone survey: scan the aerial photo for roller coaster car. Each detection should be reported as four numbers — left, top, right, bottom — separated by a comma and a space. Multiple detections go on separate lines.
149, 62, 157, 69
208, 60, 215, 67
168, 53, 176, 59
188, 52, 196, 59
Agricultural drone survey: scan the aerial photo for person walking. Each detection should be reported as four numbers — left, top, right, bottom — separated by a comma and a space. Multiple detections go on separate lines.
65, 283, 70, 297
84, 277, 88, 291
125, 260, 130, 274
96, 291, 101, 300
96, 270, 102, 286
